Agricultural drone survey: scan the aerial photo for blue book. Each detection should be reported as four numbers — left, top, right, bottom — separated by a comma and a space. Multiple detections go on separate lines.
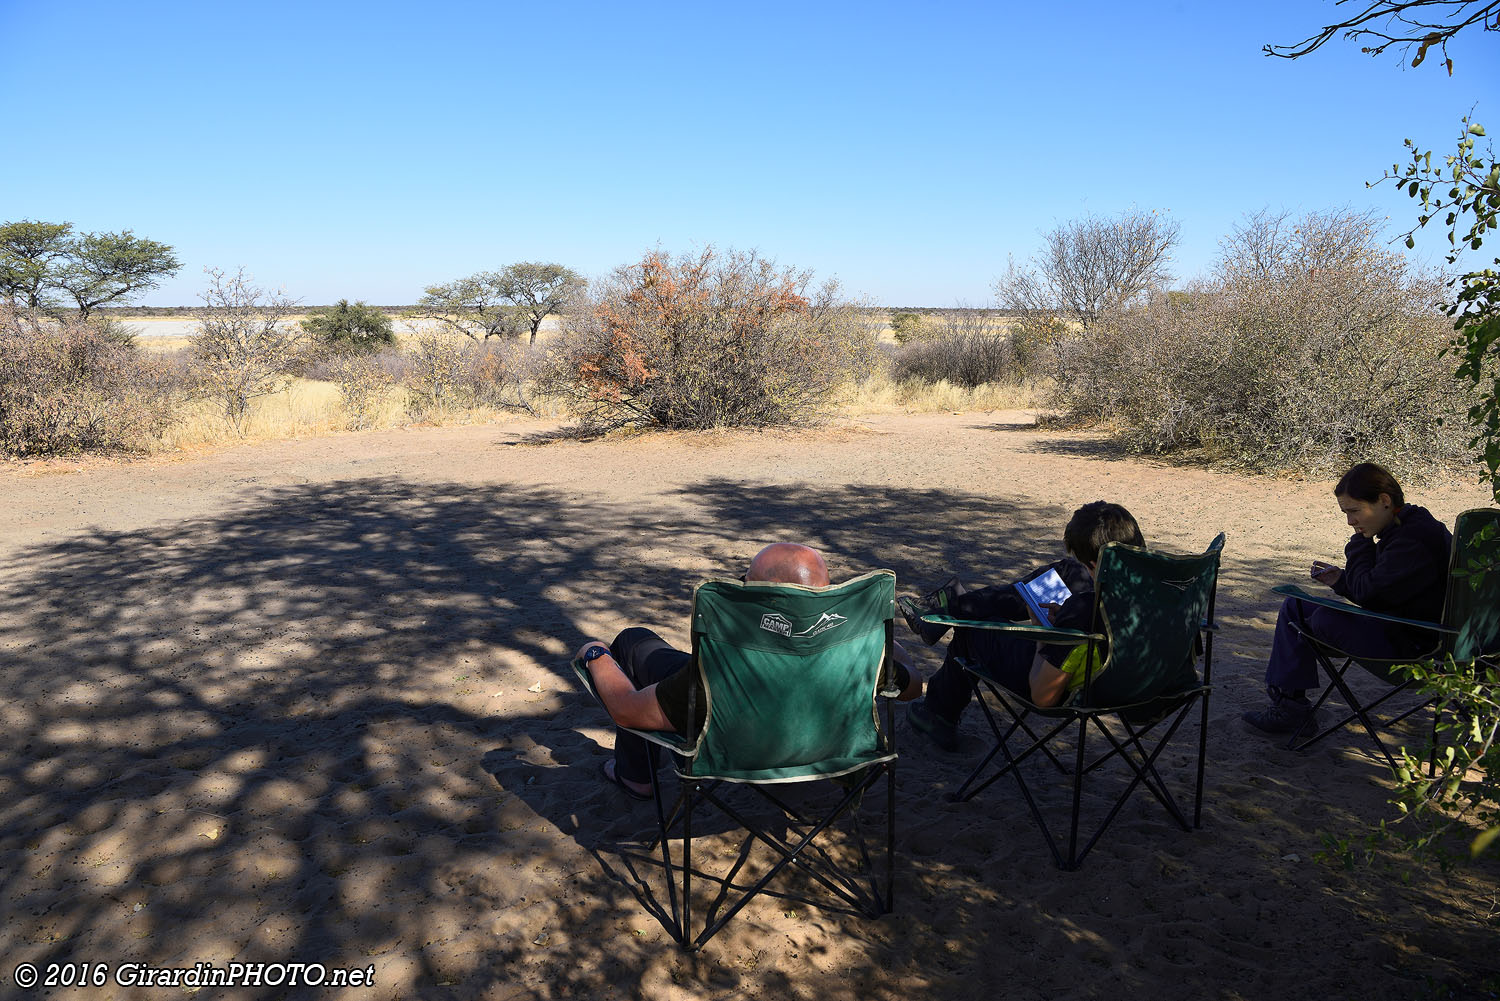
1013, 567, 1072, 624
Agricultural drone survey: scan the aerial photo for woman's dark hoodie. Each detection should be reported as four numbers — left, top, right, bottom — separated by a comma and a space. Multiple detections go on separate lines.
1331, 504, 1452, 641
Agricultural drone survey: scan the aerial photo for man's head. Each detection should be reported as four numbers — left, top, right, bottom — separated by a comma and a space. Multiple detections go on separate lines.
1063, 501, 1144, 568
745, 543, 830, 586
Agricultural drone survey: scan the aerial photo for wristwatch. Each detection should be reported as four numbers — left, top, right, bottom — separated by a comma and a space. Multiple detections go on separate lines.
581, 644, 610, 665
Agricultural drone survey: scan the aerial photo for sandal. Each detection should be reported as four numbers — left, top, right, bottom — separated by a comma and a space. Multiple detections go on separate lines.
599, 759, 652, 801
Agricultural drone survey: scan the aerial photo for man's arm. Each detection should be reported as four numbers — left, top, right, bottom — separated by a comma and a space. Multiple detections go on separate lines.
1029, 652, 1071, 707
890, 641, 923, 701
576, 640, 673, 731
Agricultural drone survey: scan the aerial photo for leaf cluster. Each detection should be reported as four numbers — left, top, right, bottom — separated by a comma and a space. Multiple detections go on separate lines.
0, 219, 180, 319
1382, 117, 1500, 501
300, 299, 395, 353
409, 262, 583, 344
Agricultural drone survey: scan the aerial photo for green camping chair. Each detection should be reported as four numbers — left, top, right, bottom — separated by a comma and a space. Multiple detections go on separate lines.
920, 535, 1223, 870
572, 570, 900, 951
1271, 508, 1500, 771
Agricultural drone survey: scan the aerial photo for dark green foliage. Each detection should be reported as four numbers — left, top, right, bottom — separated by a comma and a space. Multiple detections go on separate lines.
300, 299, 396, 352
0, 220, 180, 318
0, 220, 74, 310
888, 311, 924, 343
410, 261, 583, 344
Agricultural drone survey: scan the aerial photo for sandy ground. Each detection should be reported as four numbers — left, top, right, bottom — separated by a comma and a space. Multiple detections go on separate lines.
1, 412, 1497, 1000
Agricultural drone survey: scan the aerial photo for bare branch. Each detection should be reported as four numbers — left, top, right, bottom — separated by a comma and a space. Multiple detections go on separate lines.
1265, 0, 1499, 69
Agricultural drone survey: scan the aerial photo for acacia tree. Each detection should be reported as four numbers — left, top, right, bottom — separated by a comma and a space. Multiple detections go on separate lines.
410, 273, 523, 341
58, 230, 181, 320
494, 262, 584, 344
0, 220, 75, 310
190, 268, 304, 433
0, 220, 180, 319
411, 261, 582, 344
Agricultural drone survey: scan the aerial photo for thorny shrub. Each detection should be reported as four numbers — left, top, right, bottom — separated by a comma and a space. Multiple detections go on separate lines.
0, 305, 180, 456
1056, 209, 1477, 476
326, 352, 397, 430
892, 308, 1022, 388
555, 247, 877, 432
402, 329, 545, 420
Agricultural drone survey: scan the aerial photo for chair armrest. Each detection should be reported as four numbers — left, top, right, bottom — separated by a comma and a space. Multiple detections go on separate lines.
1271, 585, 1456, 635
570, 657, 696, 752
918, 614, 1102, 646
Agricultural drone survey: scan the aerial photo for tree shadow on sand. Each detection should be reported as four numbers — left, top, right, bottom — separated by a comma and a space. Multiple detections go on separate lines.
1, 476, 1497, 999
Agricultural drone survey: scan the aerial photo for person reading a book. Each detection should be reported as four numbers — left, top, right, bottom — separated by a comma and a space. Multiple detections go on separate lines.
1241, 462, 1452, 734
898, 501, 1144, 752
577, 543, 924, 800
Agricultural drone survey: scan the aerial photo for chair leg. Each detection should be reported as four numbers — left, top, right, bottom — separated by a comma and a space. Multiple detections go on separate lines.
886, 757, 896, 912
649, 770, 684, 942
1291, 655, 1403, 772
1066, 714, 1088, 871
682, 781, 694, 951
1195, 684, 1210, 830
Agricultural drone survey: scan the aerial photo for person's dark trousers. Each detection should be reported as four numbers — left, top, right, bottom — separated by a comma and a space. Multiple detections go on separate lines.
609, 627, 691, 785
933, 560, 1092, 630
923, 626, 1036, 724
1263, 596, 1412, 699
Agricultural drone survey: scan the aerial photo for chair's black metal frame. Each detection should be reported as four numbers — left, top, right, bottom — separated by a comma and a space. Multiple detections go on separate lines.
1273, 590, 1448, 772
922, 535, 1223, 871
575, 601, 900, 952
1271, 508, 1500, 772
635, 692, 897, 952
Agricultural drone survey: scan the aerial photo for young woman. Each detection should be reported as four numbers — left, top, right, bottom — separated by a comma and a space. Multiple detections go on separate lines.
1243, 462, 1452, 734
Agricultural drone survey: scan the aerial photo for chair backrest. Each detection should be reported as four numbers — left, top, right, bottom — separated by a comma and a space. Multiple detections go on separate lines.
684, 570, 895, 783
1446, 508, 1500, 662
1079, 533, 1224, 709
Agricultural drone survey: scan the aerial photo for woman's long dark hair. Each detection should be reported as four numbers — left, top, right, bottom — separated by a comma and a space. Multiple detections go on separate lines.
1335, 462, 1404, 508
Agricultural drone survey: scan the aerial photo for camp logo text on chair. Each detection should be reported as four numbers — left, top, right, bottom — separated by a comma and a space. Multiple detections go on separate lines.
758, 610, 849, 638
759, 612, 793, 636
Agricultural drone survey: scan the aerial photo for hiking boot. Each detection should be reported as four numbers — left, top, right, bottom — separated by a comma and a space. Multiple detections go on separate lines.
898, 576, 967, 645
1242, 697, 1316, 736
907, 700, 960, 752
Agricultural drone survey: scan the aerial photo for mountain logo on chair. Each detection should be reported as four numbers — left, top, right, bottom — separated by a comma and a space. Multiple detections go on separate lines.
759, 612, 793, 636
793, 612, 848, 638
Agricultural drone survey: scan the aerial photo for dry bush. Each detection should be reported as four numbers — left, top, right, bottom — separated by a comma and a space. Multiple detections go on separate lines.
1061, 209, 1476, 475
401, 330, 548, 420
403, 328, 472, 419
891, 308, 1020, 387
326, 352, 398, 430
554, 247, 877, 432
189, 267, 305, 434
0, 305, 180, 456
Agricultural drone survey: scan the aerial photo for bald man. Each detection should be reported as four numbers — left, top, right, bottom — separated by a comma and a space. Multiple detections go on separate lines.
578, 543, 921, 800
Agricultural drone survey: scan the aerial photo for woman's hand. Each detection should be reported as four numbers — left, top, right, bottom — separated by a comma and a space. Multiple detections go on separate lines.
1310, 561, 1342, 587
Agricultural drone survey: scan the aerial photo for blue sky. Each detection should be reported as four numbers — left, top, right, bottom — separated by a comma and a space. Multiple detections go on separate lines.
2, 0, 1496, 306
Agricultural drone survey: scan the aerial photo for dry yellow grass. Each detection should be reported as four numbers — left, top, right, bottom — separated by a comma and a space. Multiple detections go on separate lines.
158, 377, 566, 451
838, 372, 1051, 415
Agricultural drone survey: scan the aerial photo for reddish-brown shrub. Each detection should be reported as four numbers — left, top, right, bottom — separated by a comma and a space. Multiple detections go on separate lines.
0, 306, 180, 456
555, 247, 876, 431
